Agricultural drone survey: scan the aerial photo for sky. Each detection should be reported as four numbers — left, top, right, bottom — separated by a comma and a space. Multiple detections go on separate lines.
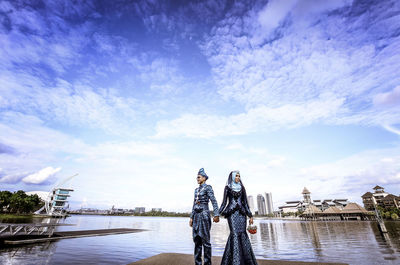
1, 0, 400, 212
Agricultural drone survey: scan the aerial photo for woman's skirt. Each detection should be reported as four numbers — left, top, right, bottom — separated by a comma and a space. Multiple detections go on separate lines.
220, 210, 257, 265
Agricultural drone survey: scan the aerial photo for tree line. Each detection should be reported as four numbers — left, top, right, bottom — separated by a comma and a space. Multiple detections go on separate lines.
108, 210, 191, 217
0, 190, 44, 214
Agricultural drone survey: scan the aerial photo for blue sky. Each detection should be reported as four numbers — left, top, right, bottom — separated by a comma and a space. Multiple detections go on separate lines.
1, 0, 400, 212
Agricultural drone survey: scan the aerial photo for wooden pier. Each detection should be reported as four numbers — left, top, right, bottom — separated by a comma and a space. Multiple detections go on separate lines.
129, 253, 348, 265
2, 228, 146, 245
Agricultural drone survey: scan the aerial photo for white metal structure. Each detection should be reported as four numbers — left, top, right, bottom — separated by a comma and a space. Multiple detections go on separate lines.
34, 174, 78, 217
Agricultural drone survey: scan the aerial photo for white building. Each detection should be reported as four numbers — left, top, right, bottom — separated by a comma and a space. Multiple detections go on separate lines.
278, 187, 349, 214
265, 192, 274, 215
257, 194, 267, 215
247, 195, 255, 214
278, 201, 302, 213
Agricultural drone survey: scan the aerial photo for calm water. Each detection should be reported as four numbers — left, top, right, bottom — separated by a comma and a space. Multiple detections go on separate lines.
1, 215, 400, 265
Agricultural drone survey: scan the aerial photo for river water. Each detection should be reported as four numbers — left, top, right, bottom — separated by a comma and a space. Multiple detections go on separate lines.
1, 215, 399, 265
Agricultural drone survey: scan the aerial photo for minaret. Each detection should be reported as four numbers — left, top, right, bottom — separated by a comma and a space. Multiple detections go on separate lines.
302, 187, 311, 204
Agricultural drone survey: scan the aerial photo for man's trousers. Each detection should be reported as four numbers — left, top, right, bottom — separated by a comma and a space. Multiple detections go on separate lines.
194, 235, 212, 265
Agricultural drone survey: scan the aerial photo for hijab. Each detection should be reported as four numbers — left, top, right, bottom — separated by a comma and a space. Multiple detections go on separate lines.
227, 170, 242, 192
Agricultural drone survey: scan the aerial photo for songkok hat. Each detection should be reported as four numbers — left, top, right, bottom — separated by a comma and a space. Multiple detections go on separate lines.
198, 168, 208, 180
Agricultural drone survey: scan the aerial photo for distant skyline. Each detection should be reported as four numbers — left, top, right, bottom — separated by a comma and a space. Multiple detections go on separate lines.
1, 0, 400, 212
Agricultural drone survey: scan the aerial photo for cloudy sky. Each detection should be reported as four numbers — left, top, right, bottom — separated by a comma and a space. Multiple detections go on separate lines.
1, 0, 399, 212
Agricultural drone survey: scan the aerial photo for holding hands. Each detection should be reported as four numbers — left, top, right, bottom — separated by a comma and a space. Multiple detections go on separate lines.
249, 217, 254, 225
189, 216, 219, 227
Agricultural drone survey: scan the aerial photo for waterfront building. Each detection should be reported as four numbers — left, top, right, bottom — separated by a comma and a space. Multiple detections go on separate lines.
135, 207, 146, 213
30, 174, 77, 217
247, 195, 255, 214
333, 199, 348, 209
278, 187, 349, 215
257, 194, 267, 215
340, 203, 372, 220
278, 201, 301, 213
265, 192, 274, 215
313, 200, 322, 211
152, 208, 162, 212
302, 205, 322, 217
362, 185, 399, 210
48, 188, 74, 216
32, 187, 74, 217
301, 203, 373, 221
322, 199, 336, 210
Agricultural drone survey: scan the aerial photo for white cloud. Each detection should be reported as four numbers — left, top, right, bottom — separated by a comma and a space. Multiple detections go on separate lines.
155, 97, 345, 138
257, 0, 298, 35
373, 86, 400, 107
382, 125, 400, 136
199, 0, 400, 136
0, 71, 139, 134
134, 57, 186, 94
22, 166, 61, 184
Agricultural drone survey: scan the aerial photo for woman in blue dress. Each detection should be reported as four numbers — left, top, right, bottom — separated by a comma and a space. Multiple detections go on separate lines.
219, 171, 258, 265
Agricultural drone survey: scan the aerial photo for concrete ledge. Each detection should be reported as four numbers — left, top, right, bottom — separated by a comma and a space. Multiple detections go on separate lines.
129, 253, 348, 265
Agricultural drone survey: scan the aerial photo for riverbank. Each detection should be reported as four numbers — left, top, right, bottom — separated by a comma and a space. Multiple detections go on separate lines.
129, 253, 348, 265
0, 214, 32, 219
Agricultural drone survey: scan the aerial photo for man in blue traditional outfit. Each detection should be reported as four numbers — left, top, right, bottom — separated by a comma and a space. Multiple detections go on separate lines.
189, 168, 220, 265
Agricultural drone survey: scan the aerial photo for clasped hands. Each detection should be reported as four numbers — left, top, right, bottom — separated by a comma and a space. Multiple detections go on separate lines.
189, 216, 220, 227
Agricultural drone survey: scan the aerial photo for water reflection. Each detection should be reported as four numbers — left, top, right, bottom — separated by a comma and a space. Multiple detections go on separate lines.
0, 216, 399, 265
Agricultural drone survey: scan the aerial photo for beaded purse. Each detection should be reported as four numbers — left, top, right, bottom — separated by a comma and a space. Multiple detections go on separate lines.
247, 224, 257, 234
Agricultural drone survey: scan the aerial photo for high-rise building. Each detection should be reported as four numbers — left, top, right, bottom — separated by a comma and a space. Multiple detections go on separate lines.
247, 195, 255, 214
257, 194, 267, 215
265, 192, 274, 215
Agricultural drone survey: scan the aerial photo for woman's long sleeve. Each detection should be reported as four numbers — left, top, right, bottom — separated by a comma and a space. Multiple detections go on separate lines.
219, 186, 229, 216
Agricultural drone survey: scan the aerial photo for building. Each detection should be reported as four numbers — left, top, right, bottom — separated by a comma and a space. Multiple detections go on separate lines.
278, 187, 349, 215
302, 187, 311, 204
247, 195, 255, 214
278, 201, 301, 213
382, 194, 400, 209
257, 194, 267, 215
135, 207, 146, 214
313, 200, 322, 210
32, 187, 74, 217
322, 199, 336, 210
361, 185, 399, 210
265, 192, 274, 215
301, 203, 373, 221
151, 208, 162, 212
332, 199, 348, 209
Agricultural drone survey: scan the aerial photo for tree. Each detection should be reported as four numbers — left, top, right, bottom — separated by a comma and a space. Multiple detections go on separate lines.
383, 211, 391, 219
1, 190, 44, 214
391, 213, 399, 220
0, 191, 12, 213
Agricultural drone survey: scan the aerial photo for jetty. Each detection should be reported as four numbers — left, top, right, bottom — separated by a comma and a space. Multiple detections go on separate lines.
129, 253, 348, 265
1, 227, 146, 245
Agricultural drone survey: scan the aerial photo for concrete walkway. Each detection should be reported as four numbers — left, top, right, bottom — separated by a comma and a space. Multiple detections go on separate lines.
129, 253, 348, 265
